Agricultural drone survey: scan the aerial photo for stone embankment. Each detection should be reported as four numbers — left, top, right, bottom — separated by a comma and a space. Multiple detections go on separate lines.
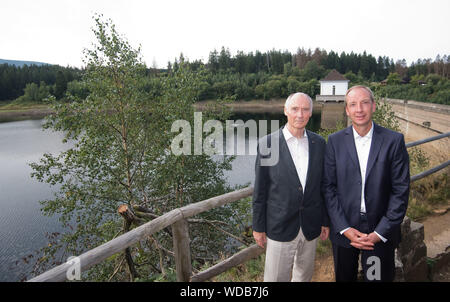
394, 212, 450, 281
395, 217, 428, 281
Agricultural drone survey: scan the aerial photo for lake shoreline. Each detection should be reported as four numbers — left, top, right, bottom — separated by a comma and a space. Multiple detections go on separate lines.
0, 100, 290, 122
0, 103, 54, 123
0, 108, 54, 123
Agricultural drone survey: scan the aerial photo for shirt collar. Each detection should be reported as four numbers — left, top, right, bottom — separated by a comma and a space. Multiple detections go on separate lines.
283, 124, 308, 141
352, 122, 374, 140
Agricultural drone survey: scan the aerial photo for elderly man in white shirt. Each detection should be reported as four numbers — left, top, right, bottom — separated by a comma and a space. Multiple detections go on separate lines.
252, 92, 330, 282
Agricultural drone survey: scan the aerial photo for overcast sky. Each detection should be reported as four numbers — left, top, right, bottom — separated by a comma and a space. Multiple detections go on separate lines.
1, 0, 449, 68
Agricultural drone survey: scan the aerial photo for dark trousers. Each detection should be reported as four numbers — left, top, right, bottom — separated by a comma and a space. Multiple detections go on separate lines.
332, 213, 396, 282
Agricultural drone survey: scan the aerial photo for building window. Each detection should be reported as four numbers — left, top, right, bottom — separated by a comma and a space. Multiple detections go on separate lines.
332, 85, 336, 95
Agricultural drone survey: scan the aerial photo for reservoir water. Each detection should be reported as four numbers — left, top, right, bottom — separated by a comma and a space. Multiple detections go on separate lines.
0, 110, 323, 281
0, 119, 69, 281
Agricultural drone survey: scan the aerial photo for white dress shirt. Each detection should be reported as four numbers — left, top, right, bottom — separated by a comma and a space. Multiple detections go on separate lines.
340, 122, 387, 242
282, 125, 308, 192
353, 124, 373, 214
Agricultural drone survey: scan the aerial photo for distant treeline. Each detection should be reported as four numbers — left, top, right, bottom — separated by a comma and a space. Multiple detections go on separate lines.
167, 48, 449, 104
204, 48, 449, 80
181, 48, 396, 80
0, 64, 82, 102
1, 47, 449, 105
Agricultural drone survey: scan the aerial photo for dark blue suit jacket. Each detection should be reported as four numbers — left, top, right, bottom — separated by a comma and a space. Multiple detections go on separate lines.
322, 123, 410, 248
252, 127, 329, 242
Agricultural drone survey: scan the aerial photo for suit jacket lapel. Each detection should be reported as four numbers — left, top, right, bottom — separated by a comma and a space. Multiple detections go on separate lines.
365, 123, 383, 181
304, 130, 315, 194
344, 126, 361, 174
279, 127, 301, 187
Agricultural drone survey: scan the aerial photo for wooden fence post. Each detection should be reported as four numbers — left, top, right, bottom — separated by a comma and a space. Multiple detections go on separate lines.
172, 217, 192, 281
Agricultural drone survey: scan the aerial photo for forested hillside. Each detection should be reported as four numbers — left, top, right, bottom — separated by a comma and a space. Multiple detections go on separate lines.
1, 48, 448, 105
0, 64, 82, 102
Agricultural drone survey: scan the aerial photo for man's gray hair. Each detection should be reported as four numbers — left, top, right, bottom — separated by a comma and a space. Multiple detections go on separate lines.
345, 85, 375, 104
284, 92, 313, 112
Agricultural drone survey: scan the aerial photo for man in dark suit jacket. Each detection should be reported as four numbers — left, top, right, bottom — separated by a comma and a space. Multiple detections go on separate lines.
323, 85, 410, 282
252, 92, 330, 282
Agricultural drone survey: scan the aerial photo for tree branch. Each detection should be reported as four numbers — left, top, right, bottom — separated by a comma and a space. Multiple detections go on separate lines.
191, 219, 248, 246
107, 255, 126, 281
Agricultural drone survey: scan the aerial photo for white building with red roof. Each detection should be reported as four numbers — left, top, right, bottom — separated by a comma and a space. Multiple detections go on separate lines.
316, 69, 349, 102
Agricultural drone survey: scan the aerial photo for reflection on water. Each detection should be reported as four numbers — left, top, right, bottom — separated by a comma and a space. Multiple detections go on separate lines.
319, 103, 347, 129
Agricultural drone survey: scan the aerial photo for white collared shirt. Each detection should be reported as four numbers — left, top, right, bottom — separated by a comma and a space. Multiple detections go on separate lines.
282, 125, 308, 192
353, 123, 374, 214
340, 122, 387, 242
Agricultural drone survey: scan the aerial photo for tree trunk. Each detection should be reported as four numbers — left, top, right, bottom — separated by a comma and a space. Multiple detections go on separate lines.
172, 218, 192, 282
119, 204, 146, 225
118, 204, 140, 281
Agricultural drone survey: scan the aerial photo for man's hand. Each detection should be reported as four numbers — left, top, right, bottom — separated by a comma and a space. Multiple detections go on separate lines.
253, 231, 267, 248
352, 232, 381, 250
320, 226, 330, 241
360, 232, 381, 244
343, 228, 374, 250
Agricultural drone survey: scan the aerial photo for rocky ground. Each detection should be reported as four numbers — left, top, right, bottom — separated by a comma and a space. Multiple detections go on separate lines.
311, 250, 335, 282
432, 261, 450, 282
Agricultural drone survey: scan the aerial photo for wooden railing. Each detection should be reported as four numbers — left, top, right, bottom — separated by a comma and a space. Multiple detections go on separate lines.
406, 132, 450, 182
28, 132, 450, 282
28, 187, 258, 282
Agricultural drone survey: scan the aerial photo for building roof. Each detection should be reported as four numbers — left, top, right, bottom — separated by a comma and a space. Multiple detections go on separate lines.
320, 69, 349, 82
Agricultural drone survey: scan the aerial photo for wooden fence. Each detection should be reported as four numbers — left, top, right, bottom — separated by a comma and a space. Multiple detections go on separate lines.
28, 132, 450, 282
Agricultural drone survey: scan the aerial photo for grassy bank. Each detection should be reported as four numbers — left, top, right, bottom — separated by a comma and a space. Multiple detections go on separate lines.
1, 99, 280, 113
0, 100, 50, 110
0, 99, 288, 123
408, 172, 449, 221
0, 101, 52, 122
